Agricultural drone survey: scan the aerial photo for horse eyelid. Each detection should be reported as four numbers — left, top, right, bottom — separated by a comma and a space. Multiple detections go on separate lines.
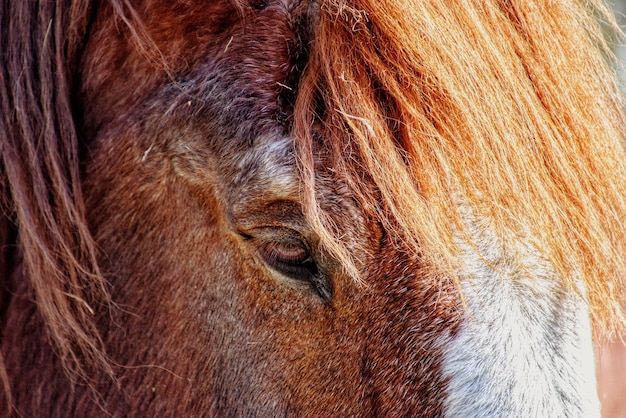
255, 241, 309, 264
250, 238, 316, 275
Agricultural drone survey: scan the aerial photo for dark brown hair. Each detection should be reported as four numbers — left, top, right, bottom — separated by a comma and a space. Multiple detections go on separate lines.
0, 0, 112, 404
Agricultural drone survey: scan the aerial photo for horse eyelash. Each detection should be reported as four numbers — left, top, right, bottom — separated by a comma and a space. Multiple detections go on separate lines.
244, 235, 331, 299
254, 240, 311, 266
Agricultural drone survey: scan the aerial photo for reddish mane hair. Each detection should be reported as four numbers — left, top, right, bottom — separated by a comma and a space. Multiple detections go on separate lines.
295, 0, 626, 332
0, 0, 112, 398
1, 0, 626, 411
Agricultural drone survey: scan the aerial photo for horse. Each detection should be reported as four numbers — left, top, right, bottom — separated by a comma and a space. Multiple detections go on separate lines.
2, 0, 626, 416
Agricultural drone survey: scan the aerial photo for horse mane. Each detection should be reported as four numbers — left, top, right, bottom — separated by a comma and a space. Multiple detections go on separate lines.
294, 0, 626, 335
0, 0, 113, 404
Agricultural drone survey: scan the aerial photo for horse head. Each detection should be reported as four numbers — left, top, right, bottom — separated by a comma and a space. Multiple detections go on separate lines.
1, 0, 626, 416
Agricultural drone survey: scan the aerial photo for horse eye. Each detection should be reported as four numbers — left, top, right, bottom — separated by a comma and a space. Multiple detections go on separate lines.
255, 240, 312, 269
241, 229, 331, 300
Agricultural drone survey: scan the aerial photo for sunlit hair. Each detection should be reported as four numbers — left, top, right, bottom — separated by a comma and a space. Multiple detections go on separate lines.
294, 0, 626, 335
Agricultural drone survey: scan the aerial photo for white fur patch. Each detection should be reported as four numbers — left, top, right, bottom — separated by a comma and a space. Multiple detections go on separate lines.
234, 136, 299, 199
442, 221, 600, 417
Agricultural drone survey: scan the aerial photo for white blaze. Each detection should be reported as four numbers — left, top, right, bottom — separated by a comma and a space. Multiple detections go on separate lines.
442, 221, 600, 417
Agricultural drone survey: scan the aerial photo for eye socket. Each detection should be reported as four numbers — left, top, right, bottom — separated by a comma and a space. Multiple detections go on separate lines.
241, 228, 332, 300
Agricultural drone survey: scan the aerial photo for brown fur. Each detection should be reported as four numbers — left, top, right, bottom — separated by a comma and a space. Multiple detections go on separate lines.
0, 0, 624, 415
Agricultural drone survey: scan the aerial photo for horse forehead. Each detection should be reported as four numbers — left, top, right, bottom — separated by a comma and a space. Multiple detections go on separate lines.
232, 135, 299, 200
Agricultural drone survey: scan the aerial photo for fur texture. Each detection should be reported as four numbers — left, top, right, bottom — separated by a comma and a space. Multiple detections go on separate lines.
0, 0, 624, 416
